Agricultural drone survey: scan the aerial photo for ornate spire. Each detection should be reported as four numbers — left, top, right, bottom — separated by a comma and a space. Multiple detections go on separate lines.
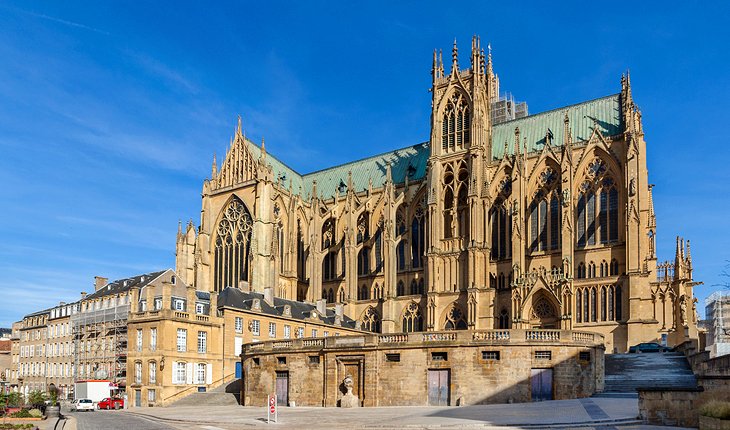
438, 50, 444, 77
451, 38, 459, 74
432, 49, 438, 83
211, 153, 217, 178
177, 220, 183, 241
260, 137, 266, 163
236, 115, 243, 138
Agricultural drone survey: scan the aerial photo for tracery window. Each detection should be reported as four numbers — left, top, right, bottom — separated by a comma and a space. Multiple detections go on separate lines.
361, 307, 381, 333
498, 309, 510, 329
411, 199, 426, 268
356, 213, 369, 244
490, 178, 512, 260
410, 280, 418, 296
610, 259, 619, 276
357, 247, 370, 277
575, 285, 621, 323
529, 167, 561, 252
444, 305, 467, 330
396, 281, 405, 297
441, 91, 470, 152
577, 158, 619, 247
576, 262, 586, 279
576, 290, 582, 323
402, 302, 423, 332
214, 197, 253, 291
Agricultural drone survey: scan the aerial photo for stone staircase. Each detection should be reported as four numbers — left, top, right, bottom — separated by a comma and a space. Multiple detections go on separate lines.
167, 378, 241, 407
595, 351, 697, 397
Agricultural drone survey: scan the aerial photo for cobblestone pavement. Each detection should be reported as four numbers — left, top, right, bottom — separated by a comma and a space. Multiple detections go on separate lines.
119, 397, 695, 430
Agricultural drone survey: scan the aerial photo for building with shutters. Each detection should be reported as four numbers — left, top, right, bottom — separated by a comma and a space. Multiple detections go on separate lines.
174, 36, 701, 357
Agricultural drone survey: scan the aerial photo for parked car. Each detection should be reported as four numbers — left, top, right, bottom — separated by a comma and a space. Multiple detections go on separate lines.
628, 342, 669, 353
97, 397, 124, 410
73, 398, 95, 412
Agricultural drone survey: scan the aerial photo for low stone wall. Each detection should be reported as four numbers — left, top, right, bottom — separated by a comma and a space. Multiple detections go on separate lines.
241, 329, 605, 407
638, 387, 704, 428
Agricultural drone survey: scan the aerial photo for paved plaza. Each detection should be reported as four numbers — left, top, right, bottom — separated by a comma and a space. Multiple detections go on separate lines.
56, 397, 694, 430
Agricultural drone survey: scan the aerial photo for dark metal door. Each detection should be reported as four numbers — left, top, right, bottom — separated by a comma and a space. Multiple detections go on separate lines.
275, 371, 288, 406
530, 368, 553, 401
428, 369, 450, 406
134, 389, 141, 407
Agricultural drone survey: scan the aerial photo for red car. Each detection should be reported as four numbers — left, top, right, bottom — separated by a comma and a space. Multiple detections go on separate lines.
97, 397, 124, 410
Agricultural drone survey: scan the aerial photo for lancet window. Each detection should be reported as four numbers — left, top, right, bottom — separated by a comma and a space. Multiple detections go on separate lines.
411, 199, 426, 268
529, 167, 561, 253
576, 284, 622, 323
213, 197, 253, 292
490, 178, 512, 260
402, 302, 423, 332
498, 309, 510, 329
357, 247, 370, 277
441, 91, 470, 152
577, 158, 619, 247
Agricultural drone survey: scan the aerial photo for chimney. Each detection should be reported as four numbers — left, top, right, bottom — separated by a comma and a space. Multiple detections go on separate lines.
94, 276, 108, 291
316, 299, 327, 316
80, 292, 87, 300
335, 303, 343, 319
263, 287, 275, 307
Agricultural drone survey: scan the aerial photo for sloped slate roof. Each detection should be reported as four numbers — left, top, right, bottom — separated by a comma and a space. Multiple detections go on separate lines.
491, 94, 623, 159
247, 94, 623, 199
217, 287, 358, 329
85, 270, 167, 299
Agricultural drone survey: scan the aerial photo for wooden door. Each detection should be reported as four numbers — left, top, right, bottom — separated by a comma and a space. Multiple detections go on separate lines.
427, 369, 450, 406
275, 371, 289, 406
530, 368, 553, 401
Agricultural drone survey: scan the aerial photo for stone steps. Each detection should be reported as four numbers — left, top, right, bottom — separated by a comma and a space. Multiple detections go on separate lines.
600, 352, 697, 393
168, 391, 239, 407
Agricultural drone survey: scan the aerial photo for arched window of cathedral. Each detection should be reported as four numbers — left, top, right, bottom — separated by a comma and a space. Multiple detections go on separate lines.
412, 201, 426, 268
490, 178, 512, 261
576, 262, 586, 279
444, 305, 467, 330
396, 209, 406, 236
323, 252, 337, 281
590, 288, 597, 322
498, 309, 510, 329
373, 283, 382, 300
601, 286, 607, 321
402, 302, 423, 333
583, 289, 589, 323
296, 220, 306, 281
396, 281, 405, 297
327, 288, 334, 304
213, 197, 253, 292
576, 290, 582, 323
278, 223, 285, 272
322, 219, 334, 250
357, 284, 370, 300
409, 279, 417, 296
588, 261, 596, 278
357, 247, 370, 277
441, 91, 470, 152
529, 167, 560, 253
418, 278, 425, 295
374, 228, 383, 272
498, 272, 505, 289
361, 307, 381, 333
340, 248, 346, 278
338, 287, 346, 303
443, 170, 454, 239
608, 285, 615, 321
357, 212, 369, 244
397, 241, 407, 271
577, 158, 619, 248
615, 285, 622, 321
457, 185, 469, 238
489, 273, 497, 289
600, 260, 607, 277
321, 288, 326, 300
610, 259, 619, 276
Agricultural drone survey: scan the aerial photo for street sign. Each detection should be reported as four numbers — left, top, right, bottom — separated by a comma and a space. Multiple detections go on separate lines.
267, 394, 277, 423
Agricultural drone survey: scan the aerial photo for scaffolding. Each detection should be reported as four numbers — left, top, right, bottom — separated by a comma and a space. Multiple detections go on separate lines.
705, 291, 730, 357
491, 93, 528, 125
71, 302, 129, 393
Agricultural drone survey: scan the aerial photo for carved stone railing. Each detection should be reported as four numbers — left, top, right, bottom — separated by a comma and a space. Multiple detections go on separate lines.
241, 329, 603, 355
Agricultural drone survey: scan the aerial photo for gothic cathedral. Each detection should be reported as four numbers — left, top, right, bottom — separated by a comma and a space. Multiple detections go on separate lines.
175, 37, 700, 353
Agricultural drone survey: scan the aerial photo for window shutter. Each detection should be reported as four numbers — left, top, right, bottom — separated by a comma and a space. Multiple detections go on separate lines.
171, 361, 177, 384
206, 363, 212, 384
186, 363, 193, 385
234, 337, 243, 356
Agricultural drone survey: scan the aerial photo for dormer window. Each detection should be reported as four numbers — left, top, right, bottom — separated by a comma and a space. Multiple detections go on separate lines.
139, 300, 147, 312
154, 298, 162, 311
173, 299, 185, 311
195, 303, 204, 314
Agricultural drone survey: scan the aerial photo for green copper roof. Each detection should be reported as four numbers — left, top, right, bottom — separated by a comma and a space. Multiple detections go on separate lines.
491, 94, 623, 159
245, 94, 623, 199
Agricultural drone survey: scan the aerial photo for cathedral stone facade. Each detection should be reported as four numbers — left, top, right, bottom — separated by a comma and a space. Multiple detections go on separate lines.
176, 37, 700, 354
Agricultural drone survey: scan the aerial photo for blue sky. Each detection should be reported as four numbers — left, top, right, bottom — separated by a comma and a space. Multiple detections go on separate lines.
0, 2, 728, 327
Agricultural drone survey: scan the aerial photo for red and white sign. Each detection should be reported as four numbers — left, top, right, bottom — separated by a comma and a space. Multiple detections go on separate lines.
267, 394, 277, 423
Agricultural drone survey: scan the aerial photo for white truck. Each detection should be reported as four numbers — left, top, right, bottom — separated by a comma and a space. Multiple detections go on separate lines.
74, 380, 115, 403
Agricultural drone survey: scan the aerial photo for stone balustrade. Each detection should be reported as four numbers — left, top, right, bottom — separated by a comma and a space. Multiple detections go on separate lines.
242, 328, 604, 355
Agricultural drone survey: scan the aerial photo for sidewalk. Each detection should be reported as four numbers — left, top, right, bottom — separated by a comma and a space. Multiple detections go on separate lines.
125, 397, 694, 429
